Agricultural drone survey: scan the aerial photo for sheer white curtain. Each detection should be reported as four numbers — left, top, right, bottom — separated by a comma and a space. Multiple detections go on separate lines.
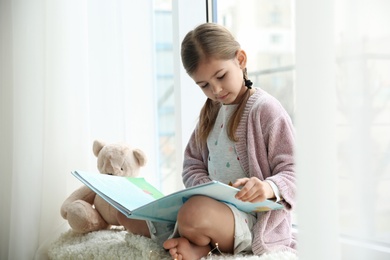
0, 0, 157, 259
296, 0, 390, 259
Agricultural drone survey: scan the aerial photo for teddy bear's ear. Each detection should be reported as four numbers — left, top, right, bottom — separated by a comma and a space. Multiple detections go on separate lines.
93, 140, 105, 157
133, 149, 147, 167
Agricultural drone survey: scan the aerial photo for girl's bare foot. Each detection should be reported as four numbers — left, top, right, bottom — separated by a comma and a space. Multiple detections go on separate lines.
163, 237, 211, 260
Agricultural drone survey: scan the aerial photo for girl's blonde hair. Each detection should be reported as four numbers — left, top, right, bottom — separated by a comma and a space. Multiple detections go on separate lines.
181, 23, 251, 146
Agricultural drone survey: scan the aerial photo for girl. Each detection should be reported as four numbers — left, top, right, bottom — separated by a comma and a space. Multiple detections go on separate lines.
118, 22, 296, 260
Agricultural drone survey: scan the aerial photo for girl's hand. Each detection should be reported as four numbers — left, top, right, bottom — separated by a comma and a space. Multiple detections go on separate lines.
232, 177, 275, 203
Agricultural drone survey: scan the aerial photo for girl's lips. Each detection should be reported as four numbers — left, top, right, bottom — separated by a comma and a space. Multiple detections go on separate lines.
217, 93, 229, 100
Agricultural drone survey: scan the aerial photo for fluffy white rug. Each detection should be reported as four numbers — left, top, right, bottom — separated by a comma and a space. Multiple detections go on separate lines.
48, 228, 298, 260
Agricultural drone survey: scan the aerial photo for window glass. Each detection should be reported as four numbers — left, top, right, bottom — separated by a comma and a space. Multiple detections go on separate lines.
154, 0, 176, 193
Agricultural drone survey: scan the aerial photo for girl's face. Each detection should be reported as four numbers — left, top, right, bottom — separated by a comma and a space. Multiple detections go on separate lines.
191, 50, 248, 105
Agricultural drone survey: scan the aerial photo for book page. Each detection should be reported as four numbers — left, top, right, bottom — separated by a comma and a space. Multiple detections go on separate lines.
72, 171, 163, 215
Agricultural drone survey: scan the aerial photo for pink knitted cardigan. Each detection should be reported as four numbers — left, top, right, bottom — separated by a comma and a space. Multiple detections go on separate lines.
182, 88, 297, 255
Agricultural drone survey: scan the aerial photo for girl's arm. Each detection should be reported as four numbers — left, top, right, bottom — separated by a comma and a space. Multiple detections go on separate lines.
182, 129, 212, 187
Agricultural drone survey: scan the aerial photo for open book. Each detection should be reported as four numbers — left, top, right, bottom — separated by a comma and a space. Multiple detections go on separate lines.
72, 170, 284, 223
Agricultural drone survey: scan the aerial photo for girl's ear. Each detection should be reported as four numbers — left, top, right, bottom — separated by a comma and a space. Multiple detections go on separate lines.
236, 49, 247, 69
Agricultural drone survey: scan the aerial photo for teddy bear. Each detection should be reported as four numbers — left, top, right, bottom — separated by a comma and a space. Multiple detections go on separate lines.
60, 139, 147, 233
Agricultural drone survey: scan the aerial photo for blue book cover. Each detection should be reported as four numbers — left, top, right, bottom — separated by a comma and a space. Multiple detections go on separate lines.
72, 170, 284, 223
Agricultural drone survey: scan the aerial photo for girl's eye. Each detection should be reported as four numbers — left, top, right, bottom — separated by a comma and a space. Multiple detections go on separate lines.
201, 83, 209, 89
217, 74, 226, 80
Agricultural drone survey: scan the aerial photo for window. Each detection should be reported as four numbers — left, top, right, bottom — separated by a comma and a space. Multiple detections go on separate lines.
153, 0, 207, 194
154, 0, 176, 193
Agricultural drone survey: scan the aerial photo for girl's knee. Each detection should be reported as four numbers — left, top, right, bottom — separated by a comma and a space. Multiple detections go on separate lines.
177, 196, 216, 228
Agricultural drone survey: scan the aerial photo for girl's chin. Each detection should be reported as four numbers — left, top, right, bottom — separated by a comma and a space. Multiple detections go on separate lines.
217, 93, 231, 103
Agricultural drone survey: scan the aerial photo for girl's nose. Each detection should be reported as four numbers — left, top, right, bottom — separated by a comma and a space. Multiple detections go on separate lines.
211, 83, 222, 95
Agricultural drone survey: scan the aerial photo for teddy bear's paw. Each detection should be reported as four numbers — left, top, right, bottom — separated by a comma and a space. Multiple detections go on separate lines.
67, 200, 109, 233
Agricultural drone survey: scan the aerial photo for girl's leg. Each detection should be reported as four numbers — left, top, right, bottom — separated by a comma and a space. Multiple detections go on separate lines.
117, 211, 151, 237
164, 195, 235, 260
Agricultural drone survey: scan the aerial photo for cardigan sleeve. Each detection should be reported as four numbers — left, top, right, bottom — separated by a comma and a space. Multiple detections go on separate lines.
265, 113, 296, 210
182, 128, 213, 188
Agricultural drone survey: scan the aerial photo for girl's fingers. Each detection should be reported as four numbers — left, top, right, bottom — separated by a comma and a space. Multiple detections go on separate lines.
232, 177, 248, 188
235, 178, 268, 202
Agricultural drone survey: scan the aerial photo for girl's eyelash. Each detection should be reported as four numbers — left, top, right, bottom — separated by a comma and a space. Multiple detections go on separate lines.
200, 73, 225, 88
